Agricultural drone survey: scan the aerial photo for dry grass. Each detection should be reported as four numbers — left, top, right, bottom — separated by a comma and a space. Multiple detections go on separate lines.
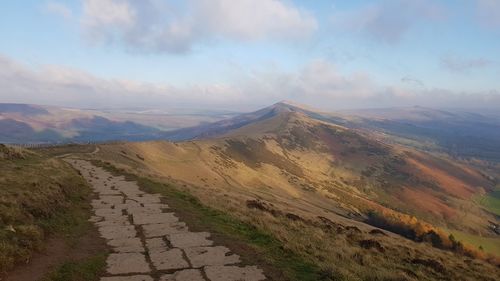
61, 111, 500, 280
90, 151, 500, 281
0, 145, 95, 274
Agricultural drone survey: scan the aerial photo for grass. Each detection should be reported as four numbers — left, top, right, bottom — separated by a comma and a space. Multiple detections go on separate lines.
0, 145, 106, 279
93, 160, 325, 281
89, 142, 500, 281
42, 254, 106, 281
34, 144, 97, 157
474, 187, 500, 216
447, 229, 500, 256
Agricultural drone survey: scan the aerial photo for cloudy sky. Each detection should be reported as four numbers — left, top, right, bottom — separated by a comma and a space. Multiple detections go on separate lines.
1, 0, 499, 111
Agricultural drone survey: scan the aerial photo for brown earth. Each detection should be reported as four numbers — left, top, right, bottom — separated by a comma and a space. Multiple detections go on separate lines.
2, 225, 107, 281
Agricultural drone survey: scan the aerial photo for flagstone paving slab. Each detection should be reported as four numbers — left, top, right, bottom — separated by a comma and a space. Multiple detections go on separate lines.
68, 159, 266, 281
106, 253, 150, 275
184, 246, 240, 268
100, 275, 154, 281
204, 265, 267, 281
95, 208, 124, 217
159, 269, 205, 281
108, 237, 144, 253
142, 222, 188, 238
99, 225, 137, 240
132, 212, 178, 225
145, 237, 168, 253
168, 232, 213, 248
149, 248, 189, 271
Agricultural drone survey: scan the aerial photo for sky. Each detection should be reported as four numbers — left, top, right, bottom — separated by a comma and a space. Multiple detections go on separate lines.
0, 0, 500, 111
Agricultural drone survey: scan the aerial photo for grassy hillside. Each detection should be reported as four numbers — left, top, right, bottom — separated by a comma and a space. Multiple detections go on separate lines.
87, 112, 500, 280
0, 144, 105, 277
446, 229, 500, 257
94, 111, 499, 236
88, 152, 500, 280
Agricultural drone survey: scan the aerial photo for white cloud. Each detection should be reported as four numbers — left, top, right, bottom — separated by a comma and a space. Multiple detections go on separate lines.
332, 0, 445, 44
80, 0, 318, 53
0, 55, 239, 108
1, 55, 499, 111
81, 0, 136, 44
45, 1, 73, 19
195, 0, 317, 41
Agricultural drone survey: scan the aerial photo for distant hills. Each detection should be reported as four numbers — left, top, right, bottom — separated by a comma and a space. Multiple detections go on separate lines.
2, 101, 500, 163
0, 103, 234, 144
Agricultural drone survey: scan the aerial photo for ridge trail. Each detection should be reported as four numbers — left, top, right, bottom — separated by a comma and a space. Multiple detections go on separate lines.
67, 159, 266, 281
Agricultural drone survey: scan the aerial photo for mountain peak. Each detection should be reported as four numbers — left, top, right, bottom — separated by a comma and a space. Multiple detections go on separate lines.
275, 100, 304, 107
272, 100, 318, 112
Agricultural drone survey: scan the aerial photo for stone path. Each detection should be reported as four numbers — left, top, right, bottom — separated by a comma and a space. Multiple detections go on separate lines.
68, 160, 266, 281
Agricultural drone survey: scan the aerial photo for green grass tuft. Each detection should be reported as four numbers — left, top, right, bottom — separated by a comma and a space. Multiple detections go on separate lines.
475, 187, 500, 216
42, 254, 106, 281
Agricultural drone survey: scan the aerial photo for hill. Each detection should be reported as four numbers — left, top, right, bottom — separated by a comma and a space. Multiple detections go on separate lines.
161, 101, 345, 140
164, 102, 500, 163
87, 105, 500, 280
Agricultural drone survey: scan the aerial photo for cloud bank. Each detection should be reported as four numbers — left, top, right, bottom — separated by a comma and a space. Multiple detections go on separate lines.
331, 0, 445, 44
80, 0, 317, 53
1, 54, 499, 111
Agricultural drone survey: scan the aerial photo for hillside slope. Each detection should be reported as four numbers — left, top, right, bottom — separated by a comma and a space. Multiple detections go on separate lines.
90, 109, 500, 279
340, 106, 500, 162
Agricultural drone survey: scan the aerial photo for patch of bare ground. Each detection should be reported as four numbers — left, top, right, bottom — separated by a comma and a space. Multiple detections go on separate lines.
2, 225, 107, 281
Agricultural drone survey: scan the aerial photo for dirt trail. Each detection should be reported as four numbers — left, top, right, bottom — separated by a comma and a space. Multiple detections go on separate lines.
68, 159, 266, 281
